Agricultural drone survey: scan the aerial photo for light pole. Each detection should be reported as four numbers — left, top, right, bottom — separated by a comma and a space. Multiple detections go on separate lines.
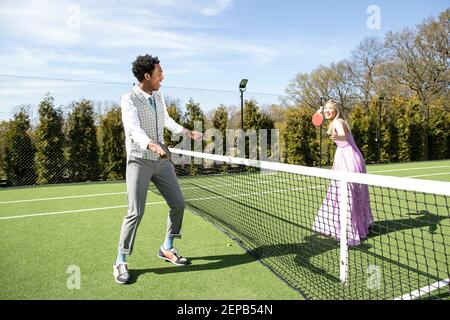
239, 79, 248, 130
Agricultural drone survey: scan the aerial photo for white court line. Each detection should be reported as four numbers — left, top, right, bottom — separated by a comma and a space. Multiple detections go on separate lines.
405, 172, 450, 178
0, 185, 326, 221
0, 191, 128, 204
0, 201, 167, 220
369, 166, 450, 173
0, 175, 295, 205
394, 278, 449, 300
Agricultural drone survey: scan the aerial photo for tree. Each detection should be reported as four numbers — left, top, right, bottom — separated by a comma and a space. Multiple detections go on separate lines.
321, 134, 337, 167
351, 37, 387, 107
393, 97, 425, 162
447, 112, 450, 159
328, 60, 357, 112
285, 61, 356, 113
182, 98, 206, 153
379, 97, 398, 163
180, 99, 206, 174
34, 94, 65, 184
164, 98, 183, 148
66, 100, 101, 182
283, 106, 319, 166
268, 104, 288, 161
243, 99, 262, 130
243, 99, 264, 160
4, 109, 36, 186
183, 98, 206, 131
212, 105, 229, 134
0, 121, 9, 181
100, 106, 126, 180
285, 68, 331, 109
259, 108, 276, 159
211, 105, 229, 155
428, 101, 449, 160
348, 104, 369, 160
384, 10, 449, 159
407, 100, 426, 161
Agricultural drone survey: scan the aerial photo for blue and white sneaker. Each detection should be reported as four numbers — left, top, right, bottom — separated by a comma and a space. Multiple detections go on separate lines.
113, 263, 130, 284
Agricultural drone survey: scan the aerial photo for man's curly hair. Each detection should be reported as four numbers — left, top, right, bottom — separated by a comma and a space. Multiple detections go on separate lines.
132, 54, 160, 82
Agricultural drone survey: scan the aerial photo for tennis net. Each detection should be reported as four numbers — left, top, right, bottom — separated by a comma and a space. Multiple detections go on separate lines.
153, 148, 450, 300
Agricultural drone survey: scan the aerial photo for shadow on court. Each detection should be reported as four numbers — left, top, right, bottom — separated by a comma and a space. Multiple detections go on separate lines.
128, 252, 255, 284
128, 235, 344, 284
368, 210, 447, 237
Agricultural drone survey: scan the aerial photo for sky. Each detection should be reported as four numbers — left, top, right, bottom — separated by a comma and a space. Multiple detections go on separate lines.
0, 0, 448, 102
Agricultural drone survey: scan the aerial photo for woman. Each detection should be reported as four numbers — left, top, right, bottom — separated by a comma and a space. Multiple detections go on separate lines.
313, 99, 373, 246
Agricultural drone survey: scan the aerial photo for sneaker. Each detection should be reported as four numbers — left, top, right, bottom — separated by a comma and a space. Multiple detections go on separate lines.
157, 246, 191, 266
113, 263, 130, 284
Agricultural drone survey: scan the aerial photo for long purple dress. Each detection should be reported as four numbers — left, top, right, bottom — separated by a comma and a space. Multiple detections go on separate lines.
313, 129, 373, 246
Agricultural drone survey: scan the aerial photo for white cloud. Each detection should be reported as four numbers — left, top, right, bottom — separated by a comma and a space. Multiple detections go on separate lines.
147, 0, 179, 6
63, 54, 119, 65
0, 0, 276, 82
165, 62, 218, 76
0, 47, 123, 83
0, 0, 263, 61
0, 48, 117, 68
201, 0, 233, 16
0, 0, 83, 45
0, 48, 48, 69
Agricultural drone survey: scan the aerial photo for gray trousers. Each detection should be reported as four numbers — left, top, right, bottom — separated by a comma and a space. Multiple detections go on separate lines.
118, 156, 185, 255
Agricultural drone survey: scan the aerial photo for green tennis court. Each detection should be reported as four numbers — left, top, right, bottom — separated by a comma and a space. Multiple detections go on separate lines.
0, 159, 449, 300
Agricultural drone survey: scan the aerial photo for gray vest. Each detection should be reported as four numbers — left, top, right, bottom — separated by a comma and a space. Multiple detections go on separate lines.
127, 89, 165, 160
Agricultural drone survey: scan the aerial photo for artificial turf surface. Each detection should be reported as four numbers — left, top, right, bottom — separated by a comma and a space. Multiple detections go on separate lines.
0, 159, 449, 300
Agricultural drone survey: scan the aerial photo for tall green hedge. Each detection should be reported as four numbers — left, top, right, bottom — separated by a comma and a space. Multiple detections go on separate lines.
3, 110, 36, 186
34, 95, 65, 184
99, 106, 126, 180
66, 100, 101, 182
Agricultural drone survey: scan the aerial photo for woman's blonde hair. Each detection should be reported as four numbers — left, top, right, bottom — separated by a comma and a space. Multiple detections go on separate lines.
324, 99, 350, 135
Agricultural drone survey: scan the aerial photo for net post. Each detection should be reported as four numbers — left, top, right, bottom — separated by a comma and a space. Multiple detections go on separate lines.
339, 178, 349, 285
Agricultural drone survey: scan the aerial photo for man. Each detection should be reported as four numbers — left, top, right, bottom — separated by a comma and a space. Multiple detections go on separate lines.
114, 54, 202, 284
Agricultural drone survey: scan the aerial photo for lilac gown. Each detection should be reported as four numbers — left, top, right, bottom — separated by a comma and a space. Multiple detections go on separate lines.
313, 129, 373, 246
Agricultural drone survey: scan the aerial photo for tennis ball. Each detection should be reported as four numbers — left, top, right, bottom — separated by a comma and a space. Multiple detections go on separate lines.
227, 243, 232, 247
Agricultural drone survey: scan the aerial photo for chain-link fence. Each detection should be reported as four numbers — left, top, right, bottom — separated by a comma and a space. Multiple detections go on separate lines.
0, 74, 283, 187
